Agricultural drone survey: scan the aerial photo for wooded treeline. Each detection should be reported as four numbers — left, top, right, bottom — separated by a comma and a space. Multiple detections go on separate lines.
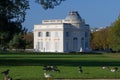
91, 16, 120, 51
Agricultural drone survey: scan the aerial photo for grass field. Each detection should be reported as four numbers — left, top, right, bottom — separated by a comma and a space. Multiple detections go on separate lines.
0, 52, 120, 80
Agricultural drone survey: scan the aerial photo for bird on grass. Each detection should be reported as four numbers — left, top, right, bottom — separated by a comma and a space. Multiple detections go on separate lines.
1, 69, 10, 76
111, 67, 118, 72
78, 65, 83, 73
44, 73, 52, 80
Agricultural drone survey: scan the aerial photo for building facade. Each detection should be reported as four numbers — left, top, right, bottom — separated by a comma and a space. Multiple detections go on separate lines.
34, 11, 90, 52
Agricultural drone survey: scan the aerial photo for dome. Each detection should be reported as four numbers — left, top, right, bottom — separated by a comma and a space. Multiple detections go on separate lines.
65, 11, 82, 22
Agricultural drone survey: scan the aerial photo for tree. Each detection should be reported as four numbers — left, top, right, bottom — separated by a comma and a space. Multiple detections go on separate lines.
0, 32, 9, 49
9, 33, 26, 50
23, 32, 33, 49
0, 0, 64, 49
90, 27, 110, 50
109, 16, 120, 51
35, 0, 65, 9
0, 0, 29, 47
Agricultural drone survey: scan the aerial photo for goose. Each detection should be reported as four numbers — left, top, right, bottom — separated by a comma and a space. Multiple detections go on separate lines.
44, 73, 52, 80
111, 68, 116, 72
78, 66, 83, 73
1, 69, 9, 76
111, 67, 118, 72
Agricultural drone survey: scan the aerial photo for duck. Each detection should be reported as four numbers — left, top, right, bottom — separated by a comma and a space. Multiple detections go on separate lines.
44, 73, 52, 80
1, 69, 9, 76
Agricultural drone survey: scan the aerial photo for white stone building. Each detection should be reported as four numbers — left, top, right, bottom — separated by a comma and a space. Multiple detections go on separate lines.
34, 11, 90, 52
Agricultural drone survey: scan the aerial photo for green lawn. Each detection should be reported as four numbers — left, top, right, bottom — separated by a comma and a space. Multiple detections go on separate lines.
0, 52, 120, 80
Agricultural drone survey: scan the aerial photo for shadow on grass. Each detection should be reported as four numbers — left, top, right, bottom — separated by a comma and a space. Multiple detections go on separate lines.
0, 59, 120, 66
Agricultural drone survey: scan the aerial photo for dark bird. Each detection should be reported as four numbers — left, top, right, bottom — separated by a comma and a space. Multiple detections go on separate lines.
1, 69, 10, 76
78, 66, 83, 73
79, 66, 82, 70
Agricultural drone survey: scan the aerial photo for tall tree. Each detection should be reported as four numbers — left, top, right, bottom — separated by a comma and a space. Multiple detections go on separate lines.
23, 32, 33, 49
0, 0, 29, 48
0, 0, 64, 49
109, 16, 120, 51
35, 0, 65, 9
0, 32, 9, 48
9, 33, 26, 50
90, 28, 110, 50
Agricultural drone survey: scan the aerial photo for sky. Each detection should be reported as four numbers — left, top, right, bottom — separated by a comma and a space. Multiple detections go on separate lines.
23, 0, 120, 32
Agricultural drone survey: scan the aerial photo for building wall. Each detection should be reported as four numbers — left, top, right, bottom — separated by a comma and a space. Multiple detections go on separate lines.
34, 24, 64, 52
34, 23, 90, 52
63, 26, 85, 52
62, 24, 90, 52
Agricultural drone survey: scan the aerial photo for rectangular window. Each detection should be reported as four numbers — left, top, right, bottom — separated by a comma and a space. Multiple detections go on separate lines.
85, 32, 88, 37
66, 32, 69, 37
55, 32, 58, 37
38, 32, 42, 37
66, 42, 69, 50
46, 32, 50, 37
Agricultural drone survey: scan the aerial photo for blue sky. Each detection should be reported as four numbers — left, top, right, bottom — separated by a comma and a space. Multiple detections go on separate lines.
23, 0, 120, 31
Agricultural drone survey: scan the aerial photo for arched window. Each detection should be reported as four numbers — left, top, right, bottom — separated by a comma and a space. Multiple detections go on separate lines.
85, 42, 88, 48
38, 42, 43, 50
73, 37, 78, 50
55, 42, 59, 52
81, 37, 84, 48
46, 42, 50, 51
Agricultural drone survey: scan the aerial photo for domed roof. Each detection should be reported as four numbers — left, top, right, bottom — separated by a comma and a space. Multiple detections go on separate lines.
65, 11, 82, 21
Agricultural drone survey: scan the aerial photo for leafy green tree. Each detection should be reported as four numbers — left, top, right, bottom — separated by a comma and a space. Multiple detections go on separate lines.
109, 16, 120, 51
9, 33, 26, 50
0, 0, 64, 49
0, 32, 9, 49
23, 32, 33, 49
0, 0, 29, 47
35, 0, 65, 9
90, 28, 110, 50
